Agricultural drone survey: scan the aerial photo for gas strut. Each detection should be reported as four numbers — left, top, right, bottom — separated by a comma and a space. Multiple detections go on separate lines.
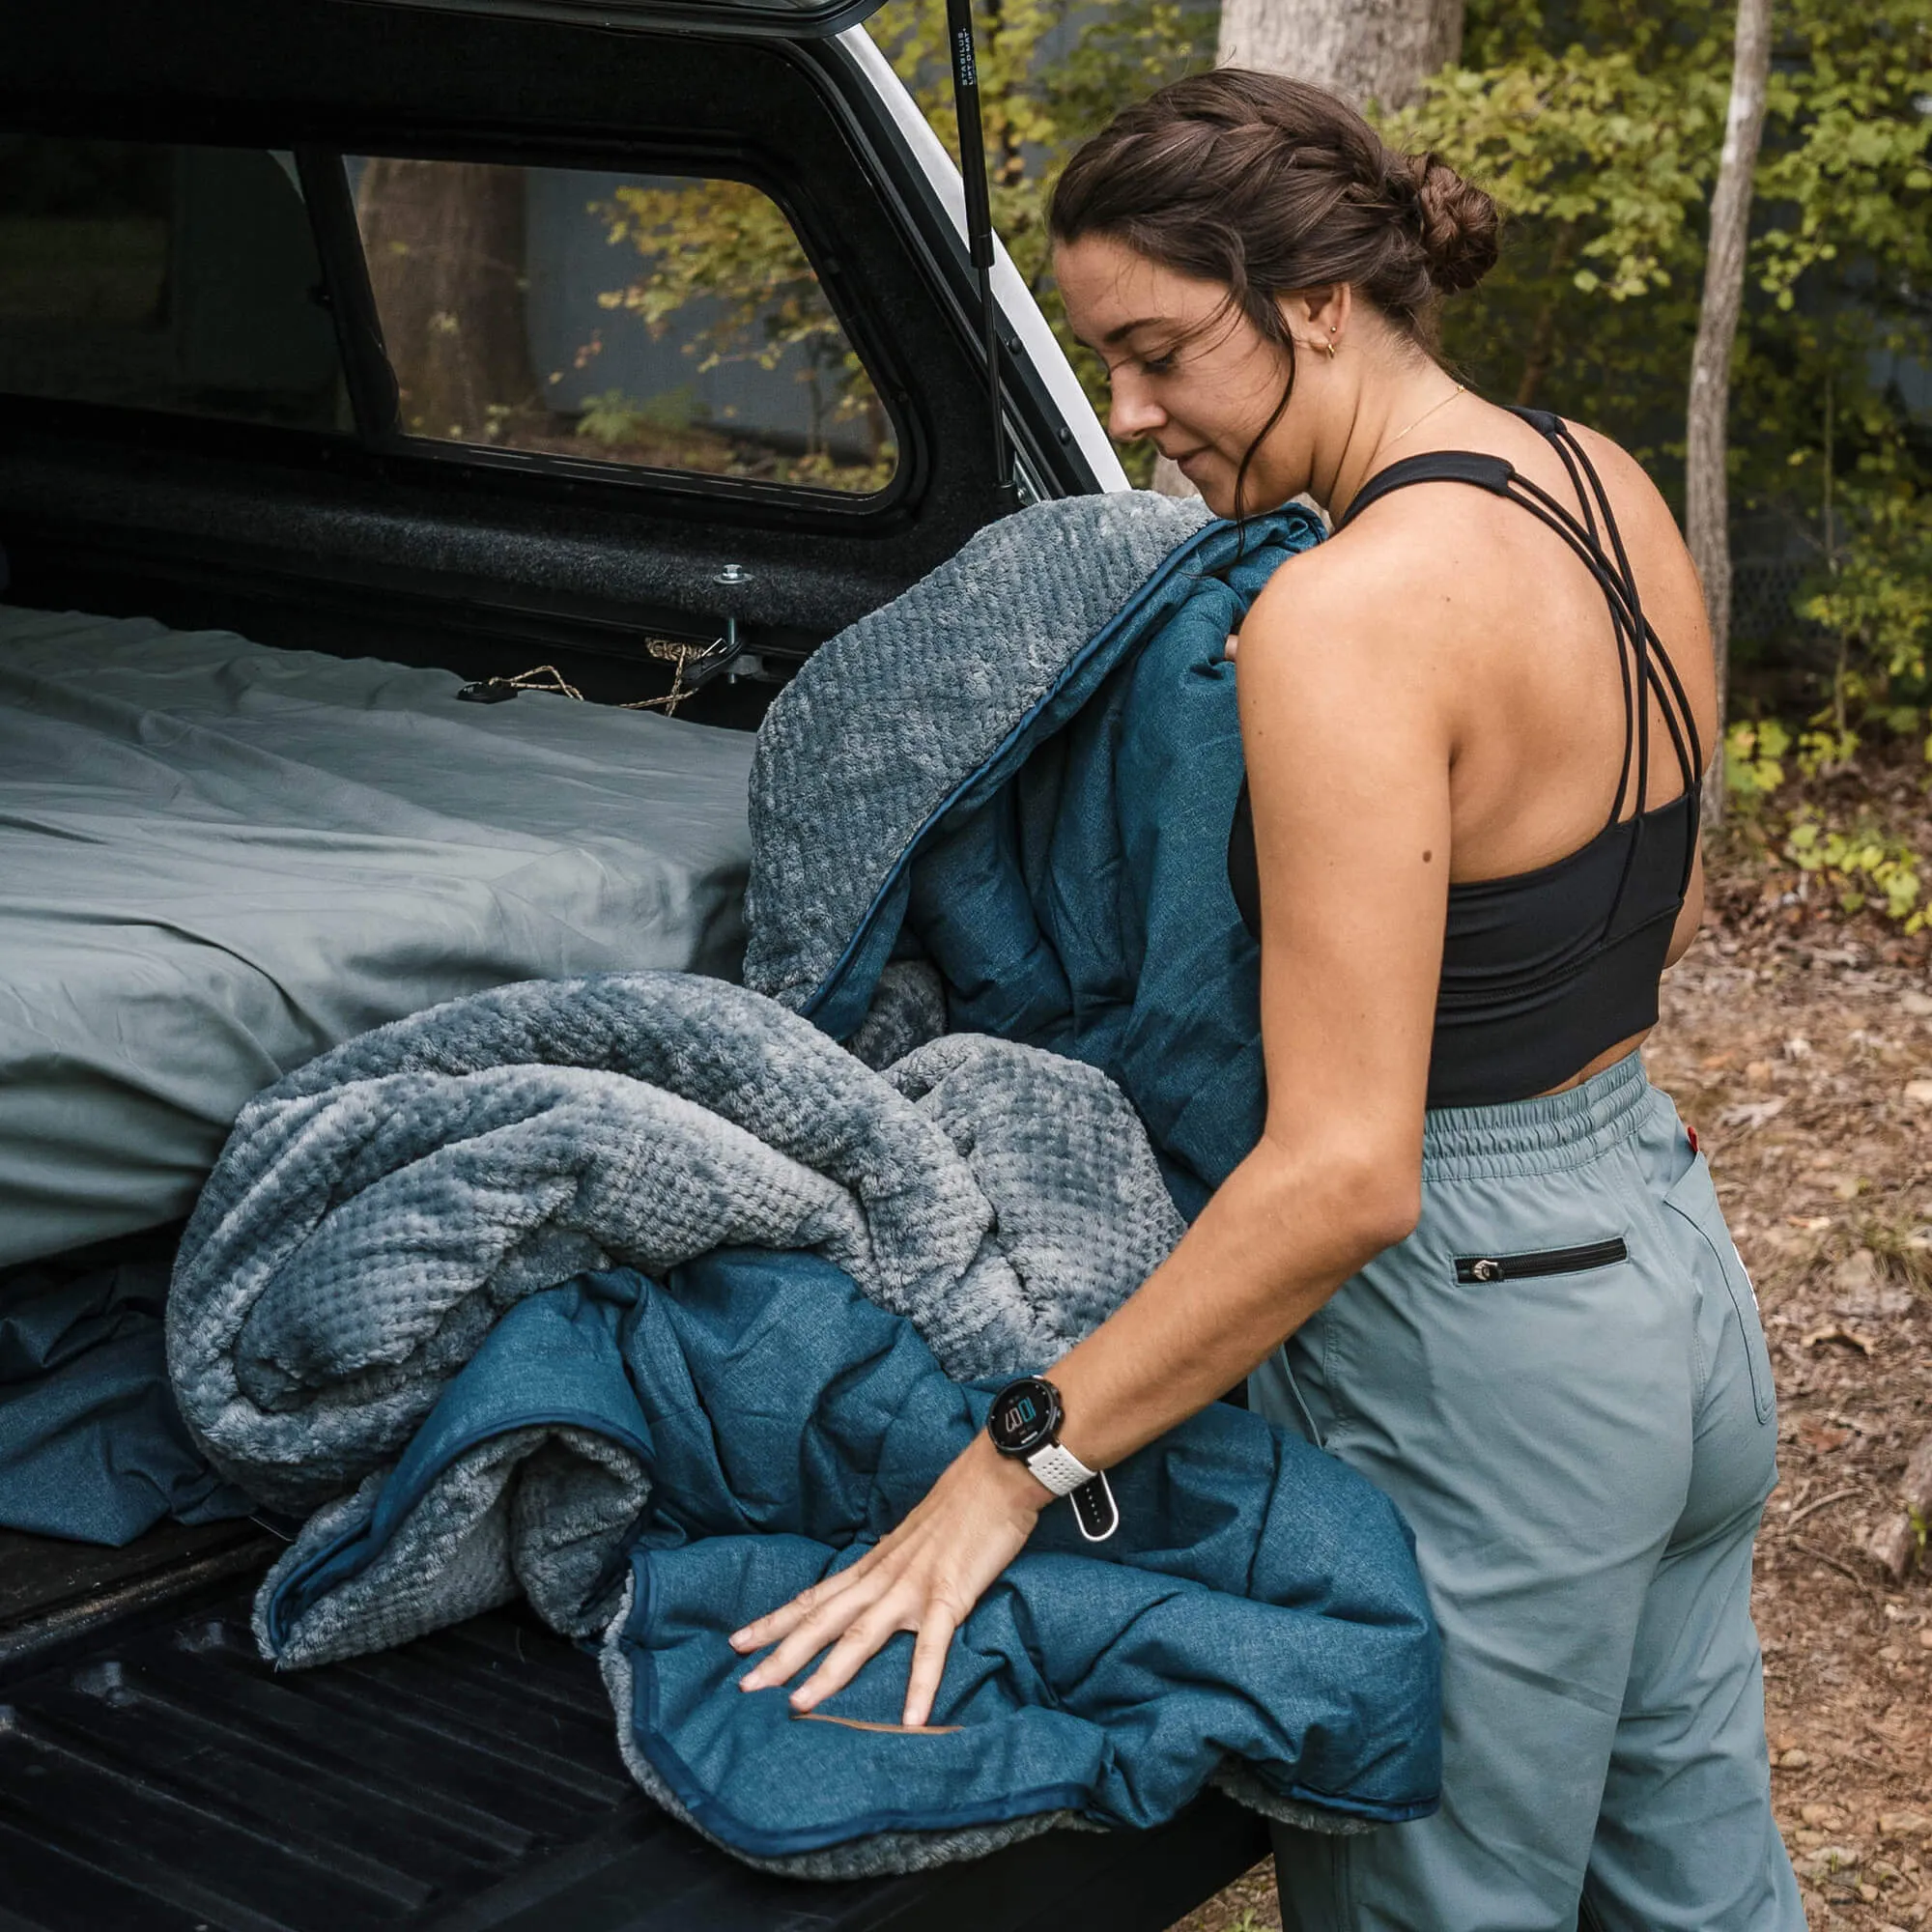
944, 0, 1012, 497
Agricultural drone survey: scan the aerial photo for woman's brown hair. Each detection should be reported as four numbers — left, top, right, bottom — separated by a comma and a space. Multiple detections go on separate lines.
1050, 69, 1500, 515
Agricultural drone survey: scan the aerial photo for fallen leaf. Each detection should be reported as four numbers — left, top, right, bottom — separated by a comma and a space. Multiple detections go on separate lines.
1905, 1078, 1932, 1108
1801, 1323, 1876, 1354
1746, 1059, 1776, 1087
1700, 1049, 1738, 1069
1777, 1747, 1812, 1769
1919, 1630, 1932, 1651
1720, 1096, 1790, 1129
1902, 989, 1932, 1017
1831, 1176, 1867, 1200
1785, 1037, 1814, 1060
1797, 1421, 1853, 1451
1788, 1214, 1833, 1230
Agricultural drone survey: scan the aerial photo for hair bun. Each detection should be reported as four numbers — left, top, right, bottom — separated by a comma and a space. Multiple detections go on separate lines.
1411, 155, 1499, 295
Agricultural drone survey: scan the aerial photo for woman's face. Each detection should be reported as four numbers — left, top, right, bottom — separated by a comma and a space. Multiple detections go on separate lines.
1054, 233, 1312, 516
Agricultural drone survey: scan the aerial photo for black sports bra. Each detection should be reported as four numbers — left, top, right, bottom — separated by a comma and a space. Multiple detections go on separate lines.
1228, 408, 1704, 1110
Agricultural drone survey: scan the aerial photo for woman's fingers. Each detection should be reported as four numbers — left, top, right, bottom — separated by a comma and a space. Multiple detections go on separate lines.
787, 1591, 914, 1712
737, 1588, 866, 1691
728, 1592, 808, 1655
733, 1568, 876, 1683
729, 1547, 877, 1653
900, 1605, 957, 1729
729, 1437, 1039, 1719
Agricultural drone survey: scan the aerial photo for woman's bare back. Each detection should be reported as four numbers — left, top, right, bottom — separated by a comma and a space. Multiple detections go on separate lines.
1243, 403, 1717, 1088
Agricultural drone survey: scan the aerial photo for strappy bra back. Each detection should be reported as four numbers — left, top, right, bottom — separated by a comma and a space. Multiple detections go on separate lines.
1227, 407, 1705, 1110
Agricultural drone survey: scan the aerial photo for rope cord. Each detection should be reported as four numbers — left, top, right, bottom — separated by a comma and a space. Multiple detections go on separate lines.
462, 636, 727, 718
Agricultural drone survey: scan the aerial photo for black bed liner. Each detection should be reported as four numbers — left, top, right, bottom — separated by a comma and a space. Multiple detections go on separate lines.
0, 1545, 1268, 1932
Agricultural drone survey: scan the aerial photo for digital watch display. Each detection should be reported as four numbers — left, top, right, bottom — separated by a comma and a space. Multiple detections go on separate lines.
984, 1375, 1119, 1542
988, 1376, 1063, 1458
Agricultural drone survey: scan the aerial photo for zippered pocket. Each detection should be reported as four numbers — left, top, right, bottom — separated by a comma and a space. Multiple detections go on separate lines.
1453, 1237, 1628, 1284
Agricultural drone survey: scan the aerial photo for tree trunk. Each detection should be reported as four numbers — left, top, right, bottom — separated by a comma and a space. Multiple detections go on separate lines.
1215, 0, 1462, 110
1686, 0, 1774, 826
1148, 0, 1464, 499
355, 159, 542, 446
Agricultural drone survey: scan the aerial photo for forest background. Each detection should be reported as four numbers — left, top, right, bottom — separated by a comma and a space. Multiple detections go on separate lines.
624, 0, 1932, 946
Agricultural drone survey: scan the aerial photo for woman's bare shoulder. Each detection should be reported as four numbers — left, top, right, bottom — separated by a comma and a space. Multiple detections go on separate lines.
1559, 417, 1692, 549
1243, 482, 1504, 668
1234, 512, 1478, 753
1252, 499, 1462, 614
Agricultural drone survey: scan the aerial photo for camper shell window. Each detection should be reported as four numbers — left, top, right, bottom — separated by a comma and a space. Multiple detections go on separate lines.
347, 157, 897, 495
0, 137, 350, 432
0, 133, 903, 505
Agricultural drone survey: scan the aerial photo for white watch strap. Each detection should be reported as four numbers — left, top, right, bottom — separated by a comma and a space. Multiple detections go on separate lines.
1024, 1439, 1096, 1496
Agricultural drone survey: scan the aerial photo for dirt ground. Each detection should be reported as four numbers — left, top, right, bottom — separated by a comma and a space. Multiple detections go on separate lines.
1174, 850, 1932, 1931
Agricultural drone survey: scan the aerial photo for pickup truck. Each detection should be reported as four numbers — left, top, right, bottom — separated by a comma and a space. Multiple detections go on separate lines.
0, 2, 1270, 1924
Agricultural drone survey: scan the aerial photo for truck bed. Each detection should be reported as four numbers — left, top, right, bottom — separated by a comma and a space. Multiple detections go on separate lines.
0, 1528, 1268, 1932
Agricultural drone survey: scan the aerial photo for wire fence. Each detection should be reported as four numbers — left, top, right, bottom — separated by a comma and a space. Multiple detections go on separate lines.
1730, 554, 1828, 653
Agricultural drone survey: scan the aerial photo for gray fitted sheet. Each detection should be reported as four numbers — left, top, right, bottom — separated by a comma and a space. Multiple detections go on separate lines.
0, 605, 756, 1269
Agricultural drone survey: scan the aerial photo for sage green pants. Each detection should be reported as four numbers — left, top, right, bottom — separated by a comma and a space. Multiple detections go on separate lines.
1254, 1054, 1803, 1932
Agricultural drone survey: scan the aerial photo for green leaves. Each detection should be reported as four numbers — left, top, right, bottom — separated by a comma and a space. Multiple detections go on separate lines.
1726, 723, 1929, 932
1384, 43, 1728, 303
866, 0, 1214, 477
585, 177, 895, 488
1782, 807, 1925, 928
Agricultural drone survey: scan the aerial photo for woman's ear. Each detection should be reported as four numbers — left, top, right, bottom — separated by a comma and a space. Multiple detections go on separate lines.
1281, 284, 1353, 356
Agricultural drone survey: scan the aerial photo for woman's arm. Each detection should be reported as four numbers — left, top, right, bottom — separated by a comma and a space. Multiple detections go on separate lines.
731, 541, 1458, 1726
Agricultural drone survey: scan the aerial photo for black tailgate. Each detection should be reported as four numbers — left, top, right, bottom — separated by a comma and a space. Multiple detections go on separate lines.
0, 1534, 1266, 1932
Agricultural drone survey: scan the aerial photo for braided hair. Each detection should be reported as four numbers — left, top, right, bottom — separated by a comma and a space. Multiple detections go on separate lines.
1050, 70, 1499, 514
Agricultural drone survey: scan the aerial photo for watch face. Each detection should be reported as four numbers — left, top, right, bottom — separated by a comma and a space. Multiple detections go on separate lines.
988, 1377, 1061, 1457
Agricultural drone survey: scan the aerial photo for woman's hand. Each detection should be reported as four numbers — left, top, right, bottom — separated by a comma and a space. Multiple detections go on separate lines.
730, 1434, 1048, 1728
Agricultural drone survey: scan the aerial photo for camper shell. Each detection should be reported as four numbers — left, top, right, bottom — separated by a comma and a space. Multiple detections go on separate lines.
0, 1, 1267, 1926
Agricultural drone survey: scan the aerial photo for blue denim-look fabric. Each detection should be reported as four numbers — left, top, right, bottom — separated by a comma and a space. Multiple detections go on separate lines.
0, 1257, 252, 1543
810, 512, 1319, 1213
262, 1253, 1440, 1862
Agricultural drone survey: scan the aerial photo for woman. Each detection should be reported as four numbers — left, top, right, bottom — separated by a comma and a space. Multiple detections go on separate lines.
732, 70, 1802, 1930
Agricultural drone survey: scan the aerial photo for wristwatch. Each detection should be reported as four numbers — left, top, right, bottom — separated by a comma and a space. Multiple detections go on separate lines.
985, 1376, 1120, 1543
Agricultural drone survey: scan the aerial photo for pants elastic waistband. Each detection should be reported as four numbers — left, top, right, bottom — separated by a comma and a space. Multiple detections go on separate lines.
1421, 1051, 1654, 1181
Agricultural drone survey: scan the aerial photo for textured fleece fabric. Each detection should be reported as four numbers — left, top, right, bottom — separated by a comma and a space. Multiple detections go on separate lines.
169, 493, 1438, 1877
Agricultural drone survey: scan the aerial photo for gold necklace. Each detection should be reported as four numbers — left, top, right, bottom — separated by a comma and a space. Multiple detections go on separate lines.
1383, 383, 1465, 454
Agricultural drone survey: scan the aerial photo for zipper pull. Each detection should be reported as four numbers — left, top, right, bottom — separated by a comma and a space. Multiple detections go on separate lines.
1468, 1258, 1503, 1282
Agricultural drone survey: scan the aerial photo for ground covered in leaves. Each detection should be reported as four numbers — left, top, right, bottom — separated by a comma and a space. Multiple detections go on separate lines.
1174, 861, 1932, 1931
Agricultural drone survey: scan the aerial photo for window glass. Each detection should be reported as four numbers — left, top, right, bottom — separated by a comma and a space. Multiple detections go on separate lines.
349, 158, 896, 493
0, 135, 349, 430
